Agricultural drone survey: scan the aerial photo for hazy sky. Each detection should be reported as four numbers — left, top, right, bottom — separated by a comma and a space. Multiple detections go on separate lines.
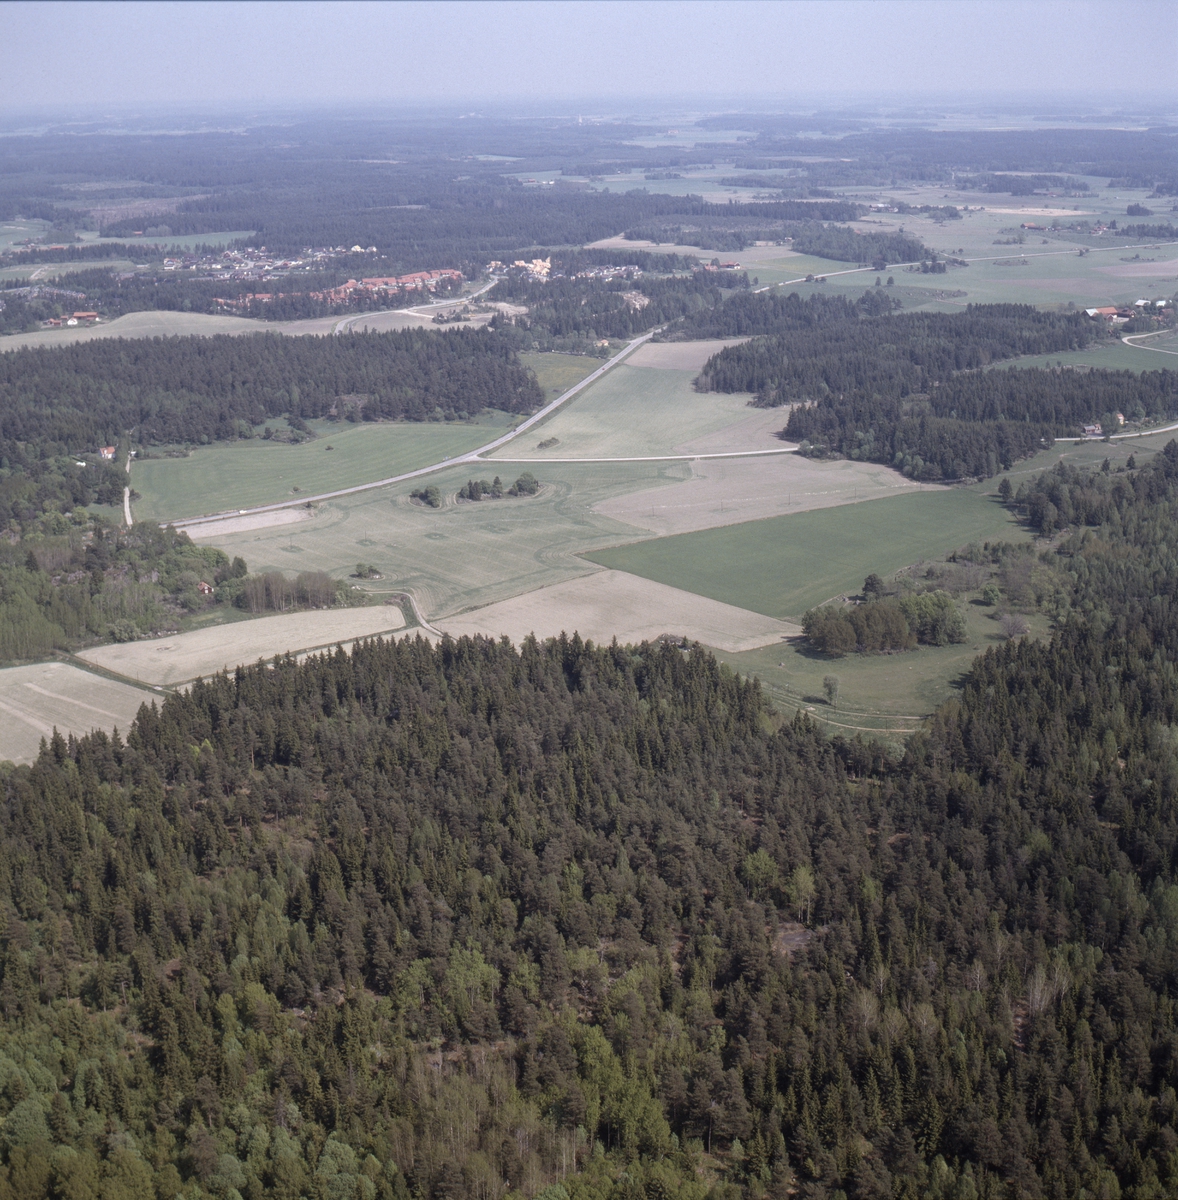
2, 0, 1175, 112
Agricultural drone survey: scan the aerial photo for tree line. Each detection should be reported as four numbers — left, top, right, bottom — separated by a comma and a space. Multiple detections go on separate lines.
0, 328, 543, 461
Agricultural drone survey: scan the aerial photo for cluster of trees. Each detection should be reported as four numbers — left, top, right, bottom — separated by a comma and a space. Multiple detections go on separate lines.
802, 589, 966, 657
225, 569, 344, 615
0, 517, 236, 661
457, 473, 539, 502
4, 443, 1178, 1195
785, 223, 929, 266
0, 329, 543, 459
692, 298, 1098, 400
664, 288, 898, 342
489, 270, 743, 346
681, 293, 1174, 481
955, 174, 1091, 195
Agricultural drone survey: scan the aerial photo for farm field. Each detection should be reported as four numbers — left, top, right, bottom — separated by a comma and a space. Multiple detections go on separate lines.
520, 351, 603, 399
77, 605, 407, 687
0, 308, 339, 351
485, 361, 758, 461
73, 230, 256, 250
594, 453, 922, 536
584, 488, 1026, 620
993, 340, 1165, 374
131, 411, 518, 523
0, 258, 135, 283
194, 459, 678, 622
0, 661, 152, 765
437, 568, 798, 653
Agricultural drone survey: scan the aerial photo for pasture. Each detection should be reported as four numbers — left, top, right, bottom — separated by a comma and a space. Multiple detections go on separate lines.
132, 412, 518, 523
717, 594, 1054, 737
77, 605, 407, 687
486, 362, 758, 461
0, 661, 151, 765
584, 489, 1026, 620
522, 351, 614, 399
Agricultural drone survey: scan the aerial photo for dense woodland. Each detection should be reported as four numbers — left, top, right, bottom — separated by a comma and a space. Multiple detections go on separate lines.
683, 294, 1178, 480
0, 445, 1174, 1198
489, 269, 744, 347
0, 328, 542, 461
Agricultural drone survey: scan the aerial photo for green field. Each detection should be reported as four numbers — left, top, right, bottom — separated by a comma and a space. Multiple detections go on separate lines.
132, 413, 519, 523
488, 362, 754, 460
0, 258, 135, 283
716, 594, 1053, 736
520, 351, 602, 399
198, 458, 686, 620
584, 489, 1026, 620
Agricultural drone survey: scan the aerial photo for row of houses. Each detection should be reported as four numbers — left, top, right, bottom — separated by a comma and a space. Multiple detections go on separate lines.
1086, 299, 1170, 323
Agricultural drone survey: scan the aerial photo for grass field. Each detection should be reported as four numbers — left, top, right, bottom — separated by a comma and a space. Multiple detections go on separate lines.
78, 605, 407, 687
486, 363, 756, 461
584, 489, 1026, 620
716, 594, 1054, 737
520, 352, 603, 399
0, 661, 152, 765
0, 258, 135, 283
132, 412, 519, 523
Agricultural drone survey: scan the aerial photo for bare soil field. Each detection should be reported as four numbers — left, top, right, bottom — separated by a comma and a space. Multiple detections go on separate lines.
0, 662, 151, 764
183, 507, 313, 538
595, 454, 925, 537
78, 606, 406, 686
627, 339, 748, 371
436, 568, 798, 653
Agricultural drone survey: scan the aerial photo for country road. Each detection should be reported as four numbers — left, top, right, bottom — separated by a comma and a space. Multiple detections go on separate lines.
168, 327, 659, 533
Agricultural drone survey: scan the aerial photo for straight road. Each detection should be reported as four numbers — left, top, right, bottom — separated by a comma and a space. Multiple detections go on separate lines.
168, 328, 658, 532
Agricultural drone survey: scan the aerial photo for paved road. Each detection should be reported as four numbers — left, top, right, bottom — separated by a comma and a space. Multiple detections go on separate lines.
169, 328, 658, 532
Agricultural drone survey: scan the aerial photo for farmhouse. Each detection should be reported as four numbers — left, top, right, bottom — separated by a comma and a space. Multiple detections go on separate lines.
99, 446, 117, 461
1083, 424, 1103, 438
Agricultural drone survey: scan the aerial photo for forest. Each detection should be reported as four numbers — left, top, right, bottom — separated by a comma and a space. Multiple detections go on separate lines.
0, 328, 543, 460
488, 268, 744, 347
0, 443, 1177, 1198
683, 294, 1178, 480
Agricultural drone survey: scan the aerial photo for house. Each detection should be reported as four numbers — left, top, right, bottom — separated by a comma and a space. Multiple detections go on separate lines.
99, 446, 117, 460
197, 581, 214, 595
1083, 424, 1103, 438
72, 312, 99, 322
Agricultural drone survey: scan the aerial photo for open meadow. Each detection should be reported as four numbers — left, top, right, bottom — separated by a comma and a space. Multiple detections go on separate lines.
520, 351, 603, 399
77, 605, 407, 687
0, 661, 152, 765
715, 592, 1054, 738
485, 359, 759, 461
585, 488, 1026, 620
132, 411, 519, 523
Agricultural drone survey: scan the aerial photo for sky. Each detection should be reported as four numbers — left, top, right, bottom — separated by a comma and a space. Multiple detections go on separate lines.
1, 0, 1176, 113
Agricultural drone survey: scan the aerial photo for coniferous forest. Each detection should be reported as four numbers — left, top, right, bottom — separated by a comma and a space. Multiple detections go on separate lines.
0, 443, 1175, 1198
686, 294, 1178, 480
